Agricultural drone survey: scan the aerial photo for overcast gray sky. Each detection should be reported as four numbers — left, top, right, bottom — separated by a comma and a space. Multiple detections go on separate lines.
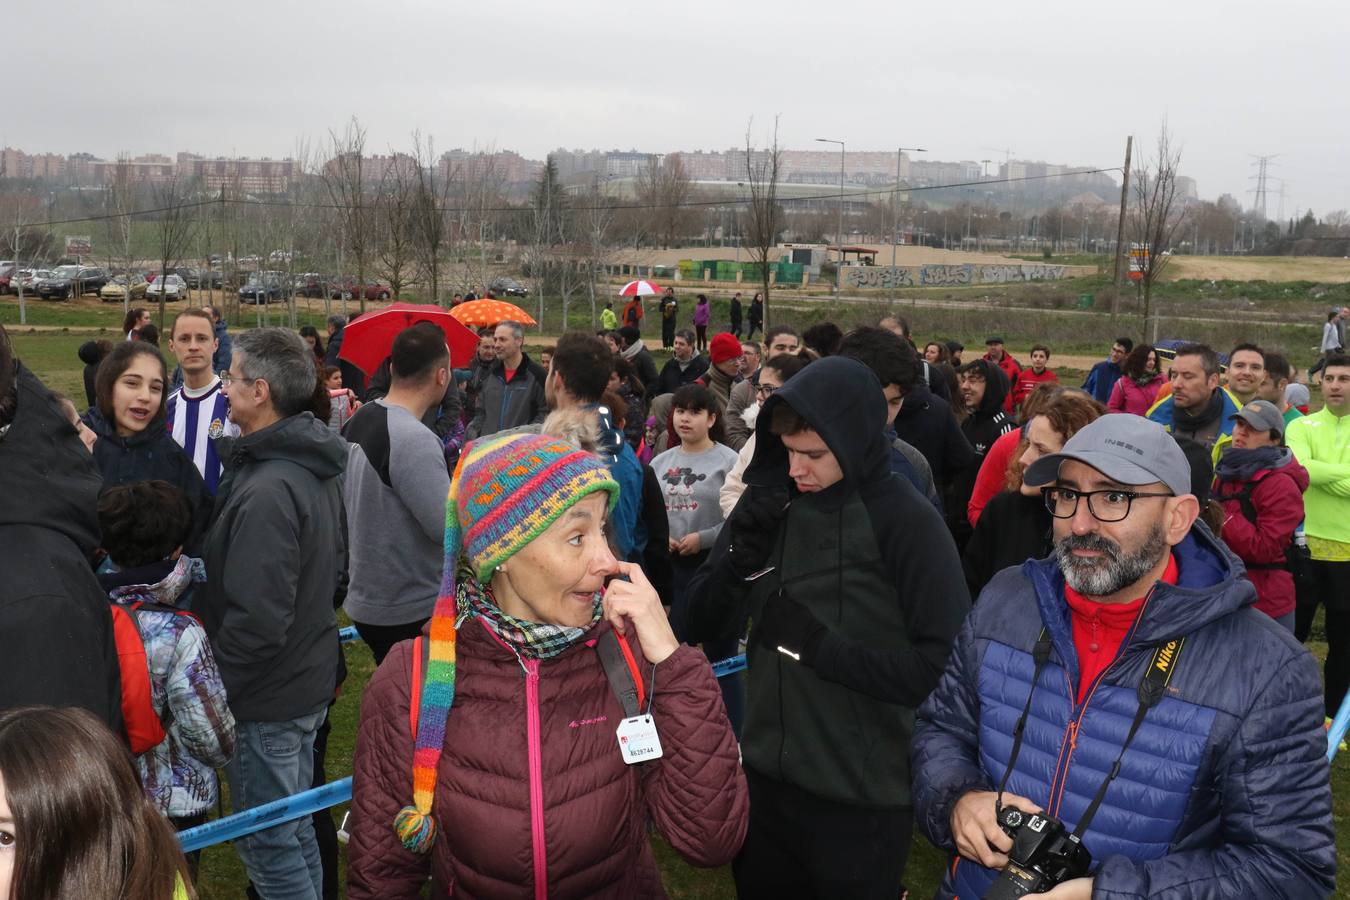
8, 0, 1346, 217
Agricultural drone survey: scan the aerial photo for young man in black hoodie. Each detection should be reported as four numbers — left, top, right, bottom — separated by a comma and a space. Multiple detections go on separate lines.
951, 357, 1015, 547
0, 325, 122, 731
686, 356, 970, 900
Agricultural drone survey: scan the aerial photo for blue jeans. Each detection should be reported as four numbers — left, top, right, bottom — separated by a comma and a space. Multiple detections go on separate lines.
224, 708, 327, 900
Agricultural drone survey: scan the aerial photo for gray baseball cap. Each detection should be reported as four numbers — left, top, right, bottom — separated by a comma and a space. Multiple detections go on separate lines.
1230, 399, 1285, 436
1024, 414, 1192, 496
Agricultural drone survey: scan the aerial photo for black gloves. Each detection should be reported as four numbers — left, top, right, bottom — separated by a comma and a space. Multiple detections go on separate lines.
756, 590, 827, 667
727, 487, 790, 579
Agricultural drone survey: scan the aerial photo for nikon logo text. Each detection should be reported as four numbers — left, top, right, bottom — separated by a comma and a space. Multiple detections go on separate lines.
1154, 640, 1179, 673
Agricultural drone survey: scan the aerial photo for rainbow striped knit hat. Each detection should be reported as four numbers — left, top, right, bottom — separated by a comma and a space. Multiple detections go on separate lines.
394, 432, 619, 853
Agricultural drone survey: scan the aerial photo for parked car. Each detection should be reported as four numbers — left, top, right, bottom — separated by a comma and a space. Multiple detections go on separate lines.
488, 276, 529, 297
36, 265, 109, 300
0, 264, 13, 294
14, 269, 53, 294
328, 277, 392, 301
239, 274, 284, 305
146, 274, 187, 302
100, 275, 150, 303
293, 273, 330, 298
184, 268, 224, 290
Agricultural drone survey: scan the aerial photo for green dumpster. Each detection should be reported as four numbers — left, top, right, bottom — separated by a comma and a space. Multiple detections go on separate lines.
1077, 293, 1094, 310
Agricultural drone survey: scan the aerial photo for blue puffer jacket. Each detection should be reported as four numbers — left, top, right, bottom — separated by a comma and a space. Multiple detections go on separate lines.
912, 523, 1335, 899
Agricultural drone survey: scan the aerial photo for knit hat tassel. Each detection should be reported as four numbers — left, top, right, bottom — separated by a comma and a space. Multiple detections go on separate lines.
394, 805, 437, 854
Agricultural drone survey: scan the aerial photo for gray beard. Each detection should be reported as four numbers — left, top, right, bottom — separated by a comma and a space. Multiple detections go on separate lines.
1055, 524, 1168, 597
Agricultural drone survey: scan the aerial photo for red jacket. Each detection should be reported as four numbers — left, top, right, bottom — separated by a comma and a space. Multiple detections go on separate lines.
348, 618, 747, 899
1010, 367, 1058, 411
984, 352, 1022, 414
1214, 460, 1309, 620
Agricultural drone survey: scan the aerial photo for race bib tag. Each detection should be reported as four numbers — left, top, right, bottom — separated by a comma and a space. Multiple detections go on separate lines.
616, 715, 663, 764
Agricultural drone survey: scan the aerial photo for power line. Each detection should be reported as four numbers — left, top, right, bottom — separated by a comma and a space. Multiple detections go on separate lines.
7, 167, 1122, 230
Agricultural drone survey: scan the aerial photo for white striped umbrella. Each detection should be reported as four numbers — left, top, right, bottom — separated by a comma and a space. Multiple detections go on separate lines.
618, 279, 662, 297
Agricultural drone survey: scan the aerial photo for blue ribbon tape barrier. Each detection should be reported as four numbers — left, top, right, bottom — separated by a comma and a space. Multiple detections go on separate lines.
179, 778, 353, 853
1327, 684, 1350, 762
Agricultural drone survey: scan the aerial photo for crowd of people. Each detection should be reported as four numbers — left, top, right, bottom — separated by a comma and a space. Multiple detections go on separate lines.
0, 294, 1341, 899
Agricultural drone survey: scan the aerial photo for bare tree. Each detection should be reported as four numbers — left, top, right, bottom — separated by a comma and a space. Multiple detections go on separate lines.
409, 132, 452, 306
636, 155, 701, 249
321, 118, 372, 313
1129, 122, 1189, 341
374, 151, 418, 299
578, 176, 616, 327
0, 186, 46, 325
743, 116, 783, 329
151, 174, 200, 328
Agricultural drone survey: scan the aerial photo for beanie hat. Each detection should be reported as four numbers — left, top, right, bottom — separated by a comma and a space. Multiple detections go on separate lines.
394, 432, 619, 854
710, 332, 743, 365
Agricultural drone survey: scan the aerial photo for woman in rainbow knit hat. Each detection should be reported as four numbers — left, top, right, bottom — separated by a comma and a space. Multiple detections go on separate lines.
348, 432, 748, 898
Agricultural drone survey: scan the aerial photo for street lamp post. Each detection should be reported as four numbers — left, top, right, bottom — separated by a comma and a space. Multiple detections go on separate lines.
816, 138, 845, 295
891, 146, 927, 275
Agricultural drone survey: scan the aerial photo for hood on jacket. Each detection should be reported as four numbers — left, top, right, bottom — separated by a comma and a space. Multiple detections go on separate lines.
1023, 518, 1255, 684
219, 411, 346, 481
0, 364, 104, 556
78, 340, 105, 366
963, 358, 1009, 421
745, 356, 890, 494
81, 405, 168, 448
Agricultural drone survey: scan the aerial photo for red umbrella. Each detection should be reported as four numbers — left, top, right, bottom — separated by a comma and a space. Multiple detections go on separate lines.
337, 302, 480, 375
618, 279, 661, 297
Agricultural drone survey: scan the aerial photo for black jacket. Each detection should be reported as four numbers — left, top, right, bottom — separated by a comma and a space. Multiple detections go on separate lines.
81, 407, 213, 552
952, 360, 1015, 544
197, 412, 345, 721
893, 383, 976, 490
0, 364, 123, 731
324, 328, 368, 400
729, 297, 743, 326
467, 352, 548, 439
960, 489, 1053, 598
625, 343, 660, 393
687, 357, 970, 806
655, 353, 709, 396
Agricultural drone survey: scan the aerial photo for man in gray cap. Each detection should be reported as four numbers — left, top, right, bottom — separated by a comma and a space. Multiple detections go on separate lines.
911, 413, 1333, 900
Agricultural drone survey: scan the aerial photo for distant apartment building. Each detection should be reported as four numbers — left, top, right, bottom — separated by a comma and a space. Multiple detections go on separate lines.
1, 147, 66, 180
178, 153, 294, 192
438, 149, 542, 186
92, 154, 176, 185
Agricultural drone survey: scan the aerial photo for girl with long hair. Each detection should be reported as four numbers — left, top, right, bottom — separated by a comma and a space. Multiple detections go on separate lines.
0, 706, 196, 900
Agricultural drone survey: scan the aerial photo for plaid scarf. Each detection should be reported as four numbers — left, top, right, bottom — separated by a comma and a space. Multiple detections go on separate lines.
458, 568, 602, 660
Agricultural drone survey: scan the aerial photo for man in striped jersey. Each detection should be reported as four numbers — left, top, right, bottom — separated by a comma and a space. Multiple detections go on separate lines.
167, 308, 239, 494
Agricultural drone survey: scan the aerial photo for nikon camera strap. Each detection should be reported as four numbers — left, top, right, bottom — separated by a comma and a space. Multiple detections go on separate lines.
996, 629, 1187, 839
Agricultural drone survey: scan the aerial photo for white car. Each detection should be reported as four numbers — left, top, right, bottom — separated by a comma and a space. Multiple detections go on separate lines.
146, 274, 188, 301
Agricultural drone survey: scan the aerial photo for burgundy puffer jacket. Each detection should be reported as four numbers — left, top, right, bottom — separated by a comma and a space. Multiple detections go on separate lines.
1215, 459, 1309, 619
348, 617, 747, 899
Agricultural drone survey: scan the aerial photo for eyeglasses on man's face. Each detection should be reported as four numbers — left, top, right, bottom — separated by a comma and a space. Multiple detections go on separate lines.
755, 383, 778, 398
1041, 486, 1172, 523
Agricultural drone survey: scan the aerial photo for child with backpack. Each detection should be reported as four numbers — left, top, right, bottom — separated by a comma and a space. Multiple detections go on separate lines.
96, 480, 235, 871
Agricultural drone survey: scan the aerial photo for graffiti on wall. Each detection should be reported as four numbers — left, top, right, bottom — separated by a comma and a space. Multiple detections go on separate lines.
843, 264, 1067, 289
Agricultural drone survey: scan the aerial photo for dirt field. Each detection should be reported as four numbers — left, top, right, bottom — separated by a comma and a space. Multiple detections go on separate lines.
1162, 254, 1350, 283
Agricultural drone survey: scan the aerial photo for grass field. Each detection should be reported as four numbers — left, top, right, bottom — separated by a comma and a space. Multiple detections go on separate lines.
7, 313, 1350, 898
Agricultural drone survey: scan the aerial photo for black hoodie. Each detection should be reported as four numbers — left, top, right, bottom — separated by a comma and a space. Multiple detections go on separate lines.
197, 412, 345, 721
686, 357, 970, 807
893, 382, 976, 488
0, 364, 123, 730
950, 359, 1015, 547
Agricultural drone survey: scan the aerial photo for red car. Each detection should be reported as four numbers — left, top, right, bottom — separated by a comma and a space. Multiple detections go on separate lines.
327, 277, 392, 302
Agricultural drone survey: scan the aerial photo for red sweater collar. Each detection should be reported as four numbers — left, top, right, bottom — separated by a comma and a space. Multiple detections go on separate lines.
1063, 554, 1178, 620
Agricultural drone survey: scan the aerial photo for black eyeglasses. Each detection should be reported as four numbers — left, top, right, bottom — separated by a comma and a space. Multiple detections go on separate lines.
1041, 486, 1172, 522
755, 383, 778, 398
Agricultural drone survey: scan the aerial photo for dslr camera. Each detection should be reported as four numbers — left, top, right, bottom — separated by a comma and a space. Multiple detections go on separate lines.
982, 805, 1092, 899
